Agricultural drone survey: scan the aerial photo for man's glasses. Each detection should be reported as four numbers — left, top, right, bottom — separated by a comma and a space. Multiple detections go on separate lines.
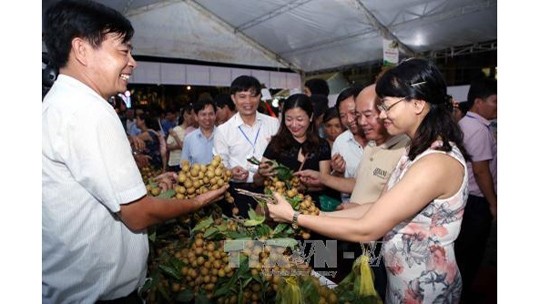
377, 97, 408, 112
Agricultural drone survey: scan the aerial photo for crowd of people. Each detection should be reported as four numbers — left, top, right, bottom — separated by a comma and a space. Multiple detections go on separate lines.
42, 1, 497, 303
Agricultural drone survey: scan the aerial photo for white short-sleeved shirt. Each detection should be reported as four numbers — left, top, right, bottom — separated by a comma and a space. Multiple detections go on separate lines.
167, 125, 186, 166
42, 75, 148, 303
213, 112, 279, 183
331, 130, 364, 202
331, 130, 364, 178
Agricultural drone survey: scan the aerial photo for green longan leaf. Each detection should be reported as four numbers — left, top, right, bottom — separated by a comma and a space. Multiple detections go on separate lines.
148, 230, 156, 243
273, 223, 289, 235
175, 289, 194, 302
194, 294, 211, 304
203, 227, 219, 238
243, 219, 265, 227
157, 189, 176, 199
158, 264, 181, 281
192, 217, 213, 232
223, 231, 250, 239
265, 237, 298, 249
244, 208, 265, 226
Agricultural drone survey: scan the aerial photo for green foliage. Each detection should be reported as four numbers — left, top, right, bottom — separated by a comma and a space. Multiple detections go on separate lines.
157, 189, 176, 199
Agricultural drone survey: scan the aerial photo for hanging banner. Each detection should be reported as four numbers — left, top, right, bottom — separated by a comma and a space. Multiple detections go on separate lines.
383, 38, 399, 66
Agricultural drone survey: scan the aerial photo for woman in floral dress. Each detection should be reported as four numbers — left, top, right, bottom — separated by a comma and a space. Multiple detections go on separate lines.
268, 58, 469, 303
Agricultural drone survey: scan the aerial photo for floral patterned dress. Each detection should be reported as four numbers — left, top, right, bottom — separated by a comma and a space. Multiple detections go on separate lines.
382, 142, 468, 304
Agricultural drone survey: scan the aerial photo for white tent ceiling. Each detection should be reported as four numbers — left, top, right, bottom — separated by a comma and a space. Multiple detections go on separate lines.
42, 0, 497, 74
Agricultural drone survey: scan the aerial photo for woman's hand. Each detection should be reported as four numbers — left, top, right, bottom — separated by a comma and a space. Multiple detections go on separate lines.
294, 169, 323, 187
257, 161, 275, 178
231, 166, 249, 182
130, 135, 146, 151
267, 192, 295, 223
172, 133, 183, 149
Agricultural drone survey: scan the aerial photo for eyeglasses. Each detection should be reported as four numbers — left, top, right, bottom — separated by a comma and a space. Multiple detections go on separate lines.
377, 97, 408, 112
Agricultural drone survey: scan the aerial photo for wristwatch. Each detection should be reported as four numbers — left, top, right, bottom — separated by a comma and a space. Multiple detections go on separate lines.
291, 211, 300, 230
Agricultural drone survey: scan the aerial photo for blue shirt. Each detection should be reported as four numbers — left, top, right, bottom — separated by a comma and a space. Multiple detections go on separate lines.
181, 128, 215, 165
160, 119, 177, 136
126, 119, 141, 136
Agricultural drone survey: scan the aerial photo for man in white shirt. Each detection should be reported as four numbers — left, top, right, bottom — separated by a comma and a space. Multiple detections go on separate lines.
330, 84, 368, 203
42, 1, 227, 303
213, 75, 280, 217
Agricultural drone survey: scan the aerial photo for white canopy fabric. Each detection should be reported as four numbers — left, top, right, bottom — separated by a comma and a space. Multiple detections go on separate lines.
42, 0, 497, 86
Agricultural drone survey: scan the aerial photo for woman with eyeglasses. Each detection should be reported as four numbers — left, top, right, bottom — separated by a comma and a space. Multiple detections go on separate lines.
268, 58, 469, 303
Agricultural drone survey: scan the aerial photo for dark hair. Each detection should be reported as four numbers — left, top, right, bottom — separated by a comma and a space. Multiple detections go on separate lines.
137, 112, 160, 131
310, 94, 329, 118
230, 75, 262, 96
43, 0, 134, 69
111, 95, 126, 110
376, 58, 469, 161
305, 78, 330, 96
178, 104, 193, 125
335, 84, 364, 115
193, 98, 217, 114
322, 107, 340, 124
197, 92, 213, 102
467, 77, 497, 104
164, 105, 177, 115
214, 94, 235, 111
267, 94, 320, 157
457, 101, 471, 115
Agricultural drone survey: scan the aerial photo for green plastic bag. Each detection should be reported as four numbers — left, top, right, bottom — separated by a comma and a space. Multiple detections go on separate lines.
319, 195, 341, 211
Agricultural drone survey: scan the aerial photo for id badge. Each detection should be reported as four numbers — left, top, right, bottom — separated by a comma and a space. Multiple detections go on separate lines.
246, 162, 259, 174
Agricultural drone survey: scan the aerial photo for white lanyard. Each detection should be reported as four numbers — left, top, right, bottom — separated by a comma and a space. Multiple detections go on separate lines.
238, 125, 261, 155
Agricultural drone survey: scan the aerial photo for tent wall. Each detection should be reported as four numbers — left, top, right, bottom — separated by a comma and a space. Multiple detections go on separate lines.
448, 85, 471, 103
42, 0, 496, 74
130, 61, 302, 89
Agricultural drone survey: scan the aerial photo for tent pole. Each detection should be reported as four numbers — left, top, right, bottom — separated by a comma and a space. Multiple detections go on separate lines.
352, 0, 416, 57
185, 0, 303, 74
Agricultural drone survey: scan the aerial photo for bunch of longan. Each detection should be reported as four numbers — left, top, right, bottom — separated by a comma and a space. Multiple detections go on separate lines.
263, 175, 301, 194
176, 233, 233, 296
174, 155, 234, 203
290, 192, 320, 240
264, 175, 320, 239
140, 165, 160, 184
